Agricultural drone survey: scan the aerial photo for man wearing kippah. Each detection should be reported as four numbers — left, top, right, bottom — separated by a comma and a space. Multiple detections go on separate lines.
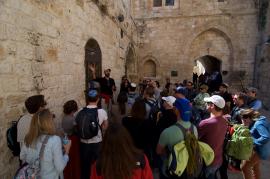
75, 89, 108, 179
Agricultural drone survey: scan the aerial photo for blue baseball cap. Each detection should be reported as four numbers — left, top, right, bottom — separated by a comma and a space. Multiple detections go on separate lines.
174, 98, 192, 121
175, 87, 188, 96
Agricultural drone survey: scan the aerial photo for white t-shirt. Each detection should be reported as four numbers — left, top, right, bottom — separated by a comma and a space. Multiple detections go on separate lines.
79, 105, 108, 144
17, 113, 33, 145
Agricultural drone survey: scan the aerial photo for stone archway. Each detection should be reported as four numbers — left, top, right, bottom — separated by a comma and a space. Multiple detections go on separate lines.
84, 38, 102, 91
189, 28, 233, 83
125, 44, 137, 82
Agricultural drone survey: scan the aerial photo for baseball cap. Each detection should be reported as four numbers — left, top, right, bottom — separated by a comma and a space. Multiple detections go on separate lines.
130, 83, 136, 88
175, 87, 188, 96
162, 96, 176, 107
174, 98, 192, 121
247, 87, 258, 94
88, 89, 98, 97
204, 95, 225, 109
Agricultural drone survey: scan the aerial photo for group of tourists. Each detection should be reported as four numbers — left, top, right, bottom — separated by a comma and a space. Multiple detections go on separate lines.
11, 65, 270, 179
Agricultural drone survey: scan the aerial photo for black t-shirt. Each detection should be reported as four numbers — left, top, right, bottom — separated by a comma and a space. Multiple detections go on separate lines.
95, 77, 115, 96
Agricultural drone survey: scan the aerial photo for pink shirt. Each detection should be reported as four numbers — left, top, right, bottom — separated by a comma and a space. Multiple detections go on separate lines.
198, 116, 227, 167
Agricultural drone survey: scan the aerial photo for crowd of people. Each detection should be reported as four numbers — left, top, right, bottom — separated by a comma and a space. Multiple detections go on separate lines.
13, 66, 270, 179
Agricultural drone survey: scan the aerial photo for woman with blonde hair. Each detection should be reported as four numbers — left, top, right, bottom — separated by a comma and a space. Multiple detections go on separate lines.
20, 109, 71, 179
241, 109, 270, 179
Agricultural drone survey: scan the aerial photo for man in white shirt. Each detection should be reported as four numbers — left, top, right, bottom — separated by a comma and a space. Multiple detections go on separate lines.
76, 89, 108, 179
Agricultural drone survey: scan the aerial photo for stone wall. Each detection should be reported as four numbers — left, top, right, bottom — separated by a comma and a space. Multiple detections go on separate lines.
256, 1, 270, 110
0, 0, 136, 177
134, 0, 259, 89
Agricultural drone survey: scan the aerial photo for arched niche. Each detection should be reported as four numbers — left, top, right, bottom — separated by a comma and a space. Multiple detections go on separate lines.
84, 38, 102, 91
143, 59, 157, 77
125, 44, 137, 82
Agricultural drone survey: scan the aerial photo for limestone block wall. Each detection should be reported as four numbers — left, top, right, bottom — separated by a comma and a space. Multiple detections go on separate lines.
0, 0, 136, 177
256, 3, 270, 110
134, 0, 259, 89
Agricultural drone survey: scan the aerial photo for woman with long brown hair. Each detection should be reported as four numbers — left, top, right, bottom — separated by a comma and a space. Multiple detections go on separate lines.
20, 109, 71, 179
90, 122, 153, 179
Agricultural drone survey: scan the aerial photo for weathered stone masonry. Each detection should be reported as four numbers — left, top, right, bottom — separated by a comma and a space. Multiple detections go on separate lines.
0, 0, 269, 177
0, 0, 137, 177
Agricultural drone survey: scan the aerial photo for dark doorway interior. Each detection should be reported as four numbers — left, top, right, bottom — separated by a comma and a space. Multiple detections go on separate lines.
85, 39, 102, 99
194, 55, 222, 92
198, 55, 221, 74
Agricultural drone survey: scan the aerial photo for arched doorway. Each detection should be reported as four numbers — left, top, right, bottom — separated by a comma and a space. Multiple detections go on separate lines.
189, 29, 233, 80
194, 55, 222, 74
194, 55, 222, 92
143, 60, 156, 78
85, 38, 102, 92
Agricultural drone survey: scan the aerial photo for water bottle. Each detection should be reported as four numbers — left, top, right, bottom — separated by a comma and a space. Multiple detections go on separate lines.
62, 133, 69, 145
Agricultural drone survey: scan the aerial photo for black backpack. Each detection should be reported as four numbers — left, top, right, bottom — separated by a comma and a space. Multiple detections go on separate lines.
6, 117, 22, 156
75, 107, 100, 140
145, 99, 160, 123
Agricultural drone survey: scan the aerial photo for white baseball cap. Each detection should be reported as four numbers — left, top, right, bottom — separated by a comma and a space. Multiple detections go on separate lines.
130, 83, 136, 88
162, 96, 176, 107
204, 95, 225, 109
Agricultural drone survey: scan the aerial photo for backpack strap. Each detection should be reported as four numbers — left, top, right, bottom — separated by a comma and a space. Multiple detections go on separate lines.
39, 136, 50, 160
174, 123, 194, 139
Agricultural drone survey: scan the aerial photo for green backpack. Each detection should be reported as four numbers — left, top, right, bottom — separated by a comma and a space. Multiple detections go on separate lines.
226, 124, 253, 160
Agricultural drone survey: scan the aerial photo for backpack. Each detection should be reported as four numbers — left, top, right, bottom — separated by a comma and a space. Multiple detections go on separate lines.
14, 136, 49, 179
167, 123, 204, 178
127, 93, 139, 108
145, 99, 160, 122
75, 107, 100, 140
6, 117, 22, 156
225, 124, 253, 160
